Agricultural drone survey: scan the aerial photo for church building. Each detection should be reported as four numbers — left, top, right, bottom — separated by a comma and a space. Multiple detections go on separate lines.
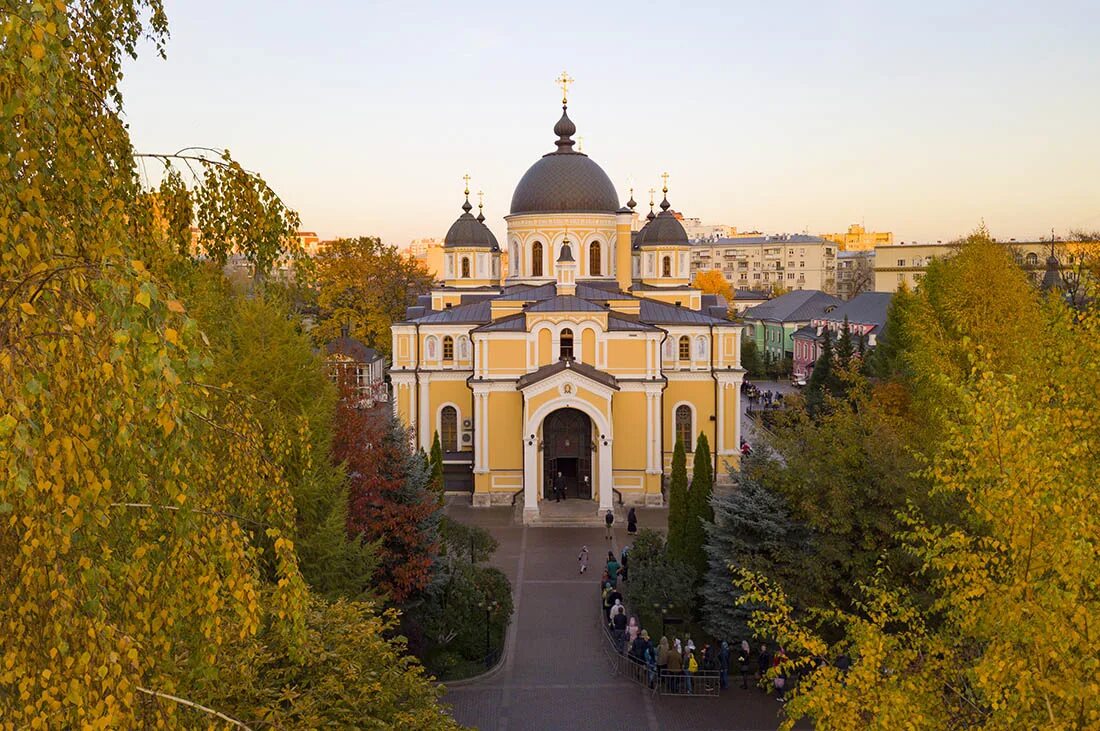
390, 82, 743, 522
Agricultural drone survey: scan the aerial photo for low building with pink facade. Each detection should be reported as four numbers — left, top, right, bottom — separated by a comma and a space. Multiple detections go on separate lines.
791, 291, 893, 379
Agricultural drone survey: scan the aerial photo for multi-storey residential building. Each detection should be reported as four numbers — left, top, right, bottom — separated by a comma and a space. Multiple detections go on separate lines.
836, 249, 876, 300
680, 217, 735, 242
872, 240, 1080, 292
820, 224, 894, 251
690, 234, 840, 295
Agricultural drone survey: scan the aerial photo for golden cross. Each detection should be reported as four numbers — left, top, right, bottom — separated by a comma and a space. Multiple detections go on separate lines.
478, 189, 484, 210
555, 70, 574, 104
463, 173, 471, 196
648, 188, 656, 206
661, 171, 670, 193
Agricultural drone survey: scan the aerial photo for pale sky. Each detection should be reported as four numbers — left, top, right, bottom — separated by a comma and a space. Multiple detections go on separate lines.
121, 0, 1100, 247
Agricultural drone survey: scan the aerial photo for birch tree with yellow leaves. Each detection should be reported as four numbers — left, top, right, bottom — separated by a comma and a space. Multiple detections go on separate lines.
736, 235, 1100, 729
1, 2, 459, 727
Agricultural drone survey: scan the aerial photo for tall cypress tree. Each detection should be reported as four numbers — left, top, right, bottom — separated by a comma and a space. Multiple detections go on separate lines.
429, 431, 444, 501
667, 437, 689, 563
685, 432, 714, 579
835, 315, 854, 372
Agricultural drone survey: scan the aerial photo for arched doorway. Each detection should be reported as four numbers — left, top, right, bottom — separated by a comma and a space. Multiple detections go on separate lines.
542, 408, 592, 500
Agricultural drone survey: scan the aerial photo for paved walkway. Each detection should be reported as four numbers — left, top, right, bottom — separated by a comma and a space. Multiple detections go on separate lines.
442, 501, 800, 731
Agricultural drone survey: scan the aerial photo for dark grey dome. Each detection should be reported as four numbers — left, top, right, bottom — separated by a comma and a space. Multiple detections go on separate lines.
636, 193, 688, 248
509, 106, 619, 215
636, 211, 688, 248
444, 198, 498, 250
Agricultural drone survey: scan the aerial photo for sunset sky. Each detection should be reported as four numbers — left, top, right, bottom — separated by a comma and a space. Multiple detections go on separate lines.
121, 0, 1100, 247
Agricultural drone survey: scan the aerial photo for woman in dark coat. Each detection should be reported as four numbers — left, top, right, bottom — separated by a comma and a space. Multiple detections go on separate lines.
626, 507, 638, 534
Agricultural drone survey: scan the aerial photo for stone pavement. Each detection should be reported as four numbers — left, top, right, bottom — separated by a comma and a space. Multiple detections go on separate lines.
441, 500, 802, 731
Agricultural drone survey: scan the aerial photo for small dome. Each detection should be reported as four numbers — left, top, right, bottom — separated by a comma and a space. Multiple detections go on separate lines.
444, 197, 498, 250
635, 211, 688, 248
509, 105, 619, 215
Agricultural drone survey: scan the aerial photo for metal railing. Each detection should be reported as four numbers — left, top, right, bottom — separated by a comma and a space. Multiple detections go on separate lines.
600, 600, 720, 698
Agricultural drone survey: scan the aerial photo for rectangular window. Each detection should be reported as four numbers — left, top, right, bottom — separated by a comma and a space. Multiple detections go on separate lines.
800, 261, 805, 268
787, 273, 794, 279
897, 259, 905, 267
753, 273, 761, 279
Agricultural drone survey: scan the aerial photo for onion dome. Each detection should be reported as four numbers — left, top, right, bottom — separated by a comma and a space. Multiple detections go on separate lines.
635, 185, 688, 249
1041, 242, 1063, 293
444, 183, 498, 250
509, 103, 619, 215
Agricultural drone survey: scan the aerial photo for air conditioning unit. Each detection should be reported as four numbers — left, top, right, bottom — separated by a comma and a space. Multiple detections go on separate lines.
460, 432, 473, 446
461, 418, 473, 430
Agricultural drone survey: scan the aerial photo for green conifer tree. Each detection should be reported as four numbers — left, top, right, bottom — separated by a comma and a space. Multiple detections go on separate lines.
667, 437, 689, 562
685, 432, 714, 578
429, 431, 444, 500
835, 315, 854, 371
805, 328, 834, 413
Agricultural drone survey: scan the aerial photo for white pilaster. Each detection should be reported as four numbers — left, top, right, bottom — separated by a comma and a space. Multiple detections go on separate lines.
417, 376, 431, 451
523, 433, 539, 520
598, 436, 613, 513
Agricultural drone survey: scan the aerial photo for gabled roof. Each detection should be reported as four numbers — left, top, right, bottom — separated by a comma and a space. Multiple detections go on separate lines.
471, 313, 527, 333
790, 324, 820, 341
411, 300, 492, 325
608, 314, 662, 332
821, 292, 893, 327
742, 290, 842, 323
325, 336, 381, 363
638, 299, 736, 326
514, 359, 619, 391
493, 283, 557, 301
526, 295, 608, 313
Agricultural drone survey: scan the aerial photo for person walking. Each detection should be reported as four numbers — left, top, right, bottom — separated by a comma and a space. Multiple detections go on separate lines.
657, 637, 670, 691
577, 545, 589, 574
772, 647, 788, 702
718, 640, 731, 690
685, 648, 698, 694
606, 551, 620, 586
626, 616, 640, 646
556, 471, 565, 500
739, 639, 752, 689
604, 509, 615, 540
667, 639, 683, 693
626, 506, 637, 535
644, 635, 658, 689
757, 643, 772, 684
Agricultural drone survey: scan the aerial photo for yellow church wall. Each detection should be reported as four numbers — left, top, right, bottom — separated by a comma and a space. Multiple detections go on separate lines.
537, 329, 552, 366
581, 328, 596, 364
393, 332, 415, 368
487, 392, 523, 471
605, 339, 648, 376
485, 339, 526, 374
428, 381, 474, 450
607, 298, 640, 316
611, 392, 647, 471
394, 383, 414, 427
664, 380, 716, 467
634, 289, 698, 308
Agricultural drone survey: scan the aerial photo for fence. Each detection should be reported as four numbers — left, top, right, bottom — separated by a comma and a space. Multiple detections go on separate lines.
600, 600, 720, 698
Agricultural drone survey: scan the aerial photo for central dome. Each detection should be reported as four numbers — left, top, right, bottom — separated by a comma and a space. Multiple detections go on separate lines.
509, 105, 619, 216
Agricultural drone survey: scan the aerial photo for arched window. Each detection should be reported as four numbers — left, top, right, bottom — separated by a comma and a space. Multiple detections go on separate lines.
589, 242, 601, 276
1025, 252, 1038, 266
560, 328, 574, 360
440, 406, 458, 452
663, 256, 672, 277
461, 257, 471, 278
442, 335, 454, 361
679, 335, 691, 361
675, 405, 692, 450
532, 241, 544, 277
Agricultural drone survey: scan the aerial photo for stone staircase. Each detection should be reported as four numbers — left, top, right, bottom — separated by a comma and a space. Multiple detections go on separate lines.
516, 499, 626, 528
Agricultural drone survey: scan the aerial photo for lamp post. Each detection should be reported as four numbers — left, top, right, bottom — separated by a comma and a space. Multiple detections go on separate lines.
479, 599, 499, 668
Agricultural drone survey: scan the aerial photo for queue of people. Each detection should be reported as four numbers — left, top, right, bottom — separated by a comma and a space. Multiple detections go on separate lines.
600, 559, 796, 699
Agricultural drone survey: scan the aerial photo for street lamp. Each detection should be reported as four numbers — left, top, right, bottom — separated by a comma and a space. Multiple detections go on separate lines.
479, 599, 499, 668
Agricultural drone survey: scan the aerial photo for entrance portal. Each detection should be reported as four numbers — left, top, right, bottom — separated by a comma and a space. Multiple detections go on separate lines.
542, 408, 593, 500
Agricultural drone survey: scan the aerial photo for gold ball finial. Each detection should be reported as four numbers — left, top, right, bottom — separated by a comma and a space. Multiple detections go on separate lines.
462, 173, 471, 197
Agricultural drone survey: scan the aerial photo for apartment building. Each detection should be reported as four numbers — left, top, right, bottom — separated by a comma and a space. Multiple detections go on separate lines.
690, 234, 839, 295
